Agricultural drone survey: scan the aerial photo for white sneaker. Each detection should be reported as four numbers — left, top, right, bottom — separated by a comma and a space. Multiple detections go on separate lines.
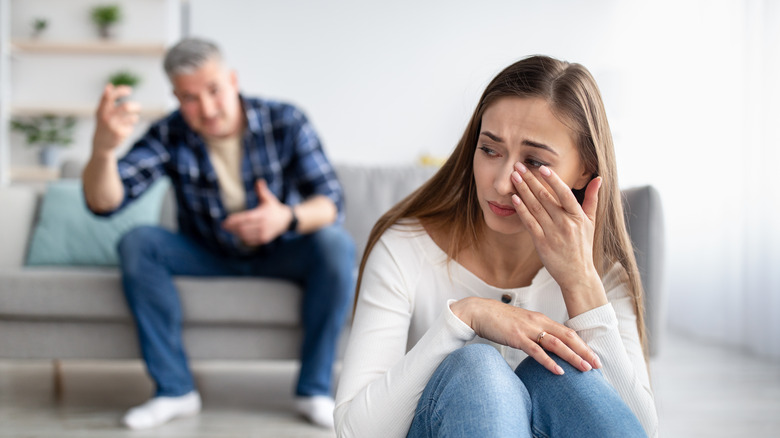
295, 395, 335, 429
122, 391, 201, 430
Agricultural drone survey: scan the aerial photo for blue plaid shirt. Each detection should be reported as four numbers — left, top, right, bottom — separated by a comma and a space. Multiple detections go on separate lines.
110, 95, 344, 257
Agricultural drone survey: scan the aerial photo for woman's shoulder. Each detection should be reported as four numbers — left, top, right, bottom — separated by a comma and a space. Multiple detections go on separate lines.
376, 219, 429, 251
369, 218, 445, 265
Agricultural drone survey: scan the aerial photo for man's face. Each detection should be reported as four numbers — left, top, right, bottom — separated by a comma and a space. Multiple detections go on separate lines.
171, 58, 242, 139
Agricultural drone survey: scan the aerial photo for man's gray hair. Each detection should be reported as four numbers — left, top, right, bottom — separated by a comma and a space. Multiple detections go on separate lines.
163, 38, 223, 77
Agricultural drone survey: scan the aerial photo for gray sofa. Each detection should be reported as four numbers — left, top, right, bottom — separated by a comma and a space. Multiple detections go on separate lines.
0, 164, 665, 369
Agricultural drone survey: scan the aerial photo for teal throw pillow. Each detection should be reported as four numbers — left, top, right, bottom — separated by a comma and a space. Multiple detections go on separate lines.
26, 178, 170, 266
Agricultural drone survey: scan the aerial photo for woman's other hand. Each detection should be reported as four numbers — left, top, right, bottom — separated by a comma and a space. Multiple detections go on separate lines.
510, 163, 609, 316
450, 297, 601, 374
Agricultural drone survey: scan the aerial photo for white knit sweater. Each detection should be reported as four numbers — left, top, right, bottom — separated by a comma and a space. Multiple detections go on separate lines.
335, 221, 658, 437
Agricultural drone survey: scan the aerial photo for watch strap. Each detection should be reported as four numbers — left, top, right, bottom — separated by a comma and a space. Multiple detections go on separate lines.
287, 206, 299, 232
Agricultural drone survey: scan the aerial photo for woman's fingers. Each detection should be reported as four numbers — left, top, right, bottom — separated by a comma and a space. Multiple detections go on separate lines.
536, 165, 584, 216
522, 339, 566, 375
580, 177, 602, 222
511, 191, 543, 238
546, 327, 601, 370
533, 331, 595, 373
511, 165, 553, 228
466, 299, 600, 376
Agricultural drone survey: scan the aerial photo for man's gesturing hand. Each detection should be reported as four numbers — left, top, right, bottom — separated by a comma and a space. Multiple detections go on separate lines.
92, 84, 141, 155
222, 179, 294, 246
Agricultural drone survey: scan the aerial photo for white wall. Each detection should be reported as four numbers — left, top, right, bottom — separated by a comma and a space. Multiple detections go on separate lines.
190, 0, 626, 166
188, 0, 780, 357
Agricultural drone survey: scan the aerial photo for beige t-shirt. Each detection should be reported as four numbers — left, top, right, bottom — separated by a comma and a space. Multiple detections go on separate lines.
205, 135, 246, 214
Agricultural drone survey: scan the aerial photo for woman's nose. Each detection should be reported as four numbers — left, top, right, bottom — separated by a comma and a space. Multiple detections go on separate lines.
493, 164, 516, 195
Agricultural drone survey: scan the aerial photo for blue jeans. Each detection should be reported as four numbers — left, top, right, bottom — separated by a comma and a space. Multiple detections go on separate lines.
408, 344, 647, 438
117, 225, 355, 398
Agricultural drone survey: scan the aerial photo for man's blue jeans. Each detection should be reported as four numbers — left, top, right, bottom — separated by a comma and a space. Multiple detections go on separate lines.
408, 344, 647, 437
117, 225, 355, 398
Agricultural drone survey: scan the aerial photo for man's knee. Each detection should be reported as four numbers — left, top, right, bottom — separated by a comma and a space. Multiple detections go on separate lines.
308, 226, 355, 262
117, 226, 168, 269
306, 226, 356, 284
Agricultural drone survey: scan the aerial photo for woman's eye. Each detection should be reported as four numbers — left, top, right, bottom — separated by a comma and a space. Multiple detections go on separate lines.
525, 159, 546, 168
478, 146, 498, 157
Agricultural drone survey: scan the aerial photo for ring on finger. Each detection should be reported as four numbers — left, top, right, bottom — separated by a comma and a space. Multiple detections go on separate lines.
536, 331, 547, 344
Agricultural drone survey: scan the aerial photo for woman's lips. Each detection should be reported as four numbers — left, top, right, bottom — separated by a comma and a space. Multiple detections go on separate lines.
488, 201, 516, 217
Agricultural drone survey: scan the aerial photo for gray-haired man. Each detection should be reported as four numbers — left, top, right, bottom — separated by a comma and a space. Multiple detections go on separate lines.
83, 38, 355, 430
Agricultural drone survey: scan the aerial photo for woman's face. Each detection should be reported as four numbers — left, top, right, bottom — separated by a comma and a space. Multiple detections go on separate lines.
473, 96, 591, 235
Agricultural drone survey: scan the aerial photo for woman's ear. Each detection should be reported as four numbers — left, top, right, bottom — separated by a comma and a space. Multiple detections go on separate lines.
572, 167, 595, 205
573, 167, 592, 192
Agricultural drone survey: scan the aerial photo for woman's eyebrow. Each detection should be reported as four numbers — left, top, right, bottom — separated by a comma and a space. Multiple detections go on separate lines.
480, 131, 504, 143
522, 139, 559, 156
481, 130, 559, 156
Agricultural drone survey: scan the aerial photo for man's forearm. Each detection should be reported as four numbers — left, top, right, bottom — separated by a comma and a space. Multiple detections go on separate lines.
294, 195, 338, 234
82, 151, 125, 213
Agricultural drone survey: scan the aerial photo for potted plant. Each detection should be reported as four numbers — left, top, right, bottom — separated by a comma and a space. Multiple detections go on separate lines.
10, 115, 77, 168
90, 4, 122, 39
109, 70, 142, 88
31, 18, 48, 38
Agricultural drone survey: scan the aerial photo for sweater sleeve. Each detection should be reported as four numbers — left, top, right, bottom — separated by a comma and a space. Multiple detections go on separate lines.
565, 265, 659, 437
334, 236, 475, 438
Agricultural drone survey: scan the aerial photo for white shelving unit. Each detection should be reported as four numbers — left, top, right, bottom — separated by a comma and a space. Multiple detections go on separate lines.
0, 0, 182, 185
11, 104, 169, 119
0, 0, 11, 185
9, 40, 167, 55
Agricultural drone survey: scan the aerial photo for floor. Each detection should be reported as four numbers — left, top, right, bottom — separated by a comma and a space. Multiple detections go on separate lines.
1, 332, 778, 437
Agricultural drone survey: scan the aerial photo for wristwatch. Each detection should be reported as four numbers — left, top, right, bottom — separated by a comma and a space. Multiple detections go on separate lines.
288, 206, 298, 232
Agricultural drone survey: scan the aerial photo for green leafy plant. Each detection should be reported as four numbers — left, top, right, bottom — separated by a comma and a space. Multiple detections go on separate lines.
10, 115, 77, 147
109, 70, 142, 88
91, 4, 121, 26
32, 18, 48, 37
90, 4, 122, 38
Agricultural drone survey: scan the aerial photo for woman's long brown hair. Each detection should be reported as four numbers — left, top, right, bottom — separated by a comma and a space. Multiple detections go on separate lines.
356, 55, 648, 360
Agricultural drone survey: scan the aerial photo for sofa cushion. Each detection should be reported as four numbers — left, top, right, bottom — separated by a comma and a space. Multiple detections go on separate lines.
335, 164, 437, 257
26, 178, 169, 267
0, 268, 301, 326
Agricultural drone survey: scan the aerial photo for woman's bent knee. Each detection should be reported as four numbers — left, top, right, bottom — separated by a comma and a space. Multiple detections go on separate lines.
515, 353, 645, 437
446, 343, 503, 367
436, 344, 518, 389
515, 352, 606, 396
413, 344, 532, 436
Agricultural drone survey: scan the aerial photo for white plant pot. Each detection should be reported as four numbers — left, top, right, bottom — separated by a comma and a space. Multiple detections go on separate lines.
38, 145, 62, 168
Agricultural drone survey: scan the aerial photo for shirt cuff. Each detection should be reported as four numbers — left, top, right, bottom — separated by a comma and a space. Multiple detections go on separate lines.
565, 303, 618, 340
444, 299, 477, 342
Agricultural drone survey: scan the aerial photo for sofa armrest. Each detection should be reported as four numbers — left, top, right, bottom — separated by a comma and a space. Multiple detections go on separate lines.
621, 185, 665, 356
0, 187, 39, 269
